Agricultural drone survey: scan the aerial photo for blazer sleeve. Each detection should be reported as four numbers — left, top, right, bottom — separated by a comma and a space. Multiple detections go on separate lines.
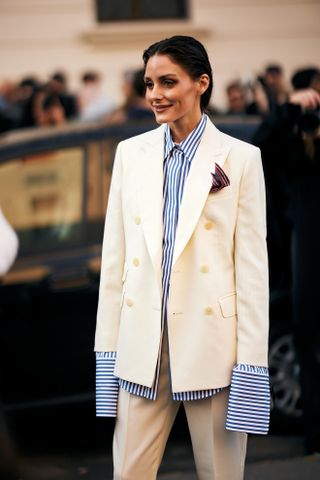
234, 147, 269, 366
94, 142, 125, 352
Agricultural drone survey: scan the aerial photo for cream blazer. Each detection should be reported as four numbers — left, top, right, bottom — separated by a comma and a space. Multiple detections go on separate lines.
94, 118, 269, 393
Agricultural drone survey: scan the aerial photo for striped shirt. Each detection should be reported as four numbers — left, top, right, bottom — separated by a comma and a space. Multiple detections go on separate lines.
96, 114, 270, 434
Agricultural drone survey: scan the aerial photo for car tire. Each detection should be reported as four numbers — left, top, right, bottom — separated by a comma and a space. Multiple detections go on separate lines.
269, 324, 303, 432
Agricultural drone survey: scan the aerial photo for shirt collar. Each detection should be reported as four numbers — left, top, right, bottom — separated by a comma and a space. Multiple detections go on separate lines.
164, 113, 207, 162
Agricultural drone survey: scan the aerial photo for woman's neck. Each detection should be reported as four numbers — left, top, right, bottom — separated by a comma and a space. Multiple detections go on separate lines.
169, 112, 203, 143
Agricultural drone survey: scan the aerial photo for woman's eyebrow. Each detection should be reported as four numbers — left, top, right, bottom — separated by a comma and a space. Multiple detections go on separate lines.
159, 74, 178, 79
144, 73, 178, 81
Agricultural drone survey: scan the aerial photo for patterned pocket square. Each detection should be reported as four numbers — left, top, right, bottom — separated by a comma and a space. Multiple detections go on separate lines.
210, 163, 230, 193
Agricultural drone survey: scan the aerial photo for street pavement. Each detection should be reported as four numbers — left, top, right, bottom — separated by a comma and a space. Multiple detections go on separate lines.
15, 434, 320, 480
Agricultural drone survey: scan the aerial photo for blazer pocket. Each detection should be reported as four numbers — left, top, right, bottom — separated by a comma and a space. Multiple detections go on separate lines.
219, 292, 237, 318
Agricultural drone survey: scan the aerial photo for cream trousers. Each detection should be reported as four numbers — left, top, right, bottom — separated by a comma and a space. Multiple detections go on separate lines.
113, 335, 247, 480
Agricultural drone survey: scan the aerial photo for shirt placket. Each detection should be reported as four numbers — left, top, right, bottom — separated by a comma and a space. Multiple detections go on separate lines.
152, 147, 187, 397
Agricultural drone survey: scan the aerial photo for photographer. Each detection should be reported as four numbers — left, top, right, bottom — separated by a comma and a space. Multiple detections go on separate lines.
253, 68, 320, 455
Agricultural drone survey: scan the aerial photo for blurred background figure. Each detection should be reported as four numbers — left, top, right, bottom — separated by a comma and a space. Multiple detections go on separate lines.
77, 70, 115, 122
225, 81, 248, 115
225, 80, 258, 115
263, 64, 288, 109
0, 208, 19, 480
248, 64, 288, 116
0, 82, 19, 133
105, 68, 154, 124
19, 83, 67, 128
253, 66, 320, 454
0, 77, 41, 131
47, 71, 78, 120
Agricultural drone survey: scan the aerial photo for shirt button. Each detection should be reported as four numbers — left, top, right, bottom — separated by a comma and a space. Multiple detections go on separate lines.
200, 265, 209, 273
126, 298, 134, 307
133, 258, 140, 267
134, 216, 141, 225
204, 306, 213, 315
204, 221, 213, 230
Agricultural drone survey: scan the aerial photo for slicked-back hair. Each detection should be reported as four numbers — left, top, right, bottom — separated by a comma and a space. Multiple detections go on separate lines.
143, 36, 213, 111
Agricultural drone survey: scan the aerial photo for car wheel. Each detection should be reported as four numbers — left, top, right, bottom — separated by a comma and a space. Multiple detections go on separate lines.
269, 329, 302, 429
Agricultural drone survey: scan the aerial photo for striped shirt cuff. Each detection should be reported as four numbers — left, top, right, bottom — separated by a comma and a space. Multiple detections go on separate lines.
96, 351, 119, 418
226, 364, 270, 435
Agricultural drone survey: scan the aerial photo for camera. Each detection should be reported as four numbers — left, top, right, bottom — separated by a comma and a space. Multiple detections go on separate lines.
299, 108, 320, 136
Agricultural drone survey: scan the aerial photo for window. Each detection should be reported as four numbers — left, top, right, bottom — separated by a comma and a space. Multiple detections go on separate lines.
0, 148, 85, 254
95, 0, 188, 22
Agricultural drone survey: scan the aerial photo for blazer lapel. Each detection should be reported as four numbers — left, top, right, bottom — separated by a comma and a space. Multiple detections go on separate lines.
137, 126, 164, 293
172, 120, 230, 266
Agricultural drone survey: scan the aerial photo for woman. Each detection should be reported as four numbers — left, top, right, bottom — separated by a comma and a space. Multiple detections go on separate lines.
95, 36, 270, 480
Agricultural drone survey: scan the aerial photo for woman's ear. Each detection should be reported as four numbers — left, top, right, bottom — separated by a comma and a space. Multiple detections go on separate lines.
198, 74, 210, 95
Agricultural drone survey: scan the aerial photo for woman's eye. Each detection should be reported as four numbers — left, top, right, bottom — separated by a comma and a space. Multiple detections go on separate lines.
163, 79, 174, 87
145, 82, 153, 89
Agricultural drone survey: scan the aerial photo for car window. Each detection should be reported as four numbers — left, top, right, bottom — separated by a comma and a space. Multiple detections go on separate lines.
0, 147, 85, 255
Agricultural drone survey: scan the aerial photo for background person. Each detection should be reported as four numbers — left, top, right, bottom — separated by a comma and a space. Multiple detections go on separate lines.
77, 70, 115, 122
253, 67, 320, 455
105, 68, 154, 124
225, 80, 251, 115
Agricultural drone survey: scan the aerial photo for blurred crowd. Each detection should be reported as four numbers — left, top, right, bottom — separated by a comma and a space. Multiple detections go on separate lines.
0, 59, 320, 465
0, 63, 319, 136
0, 68, 154, 135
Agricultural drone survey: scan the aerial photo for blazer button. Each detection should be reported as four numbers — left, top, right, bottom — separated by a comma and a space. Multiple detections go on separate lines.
133, 258, 140, 267
204, 306, 213, 315
126, 298, 134, 307
134, 216, 141, 225
200, 265, 209, 273
204, 221, 213, 230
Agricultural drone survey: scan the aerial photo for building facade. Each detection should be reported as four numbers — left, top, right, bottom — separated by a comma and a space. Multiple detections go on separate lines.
0, 0, 319, 109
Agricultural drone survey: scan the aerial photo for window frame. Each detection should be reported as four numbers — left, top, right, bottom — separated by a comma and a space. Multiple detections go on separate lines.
95, 0, 188, 23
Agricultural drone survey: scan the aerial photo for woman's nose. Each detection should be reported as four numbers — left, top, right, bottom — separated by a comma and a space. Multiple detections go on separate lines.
149, 85, 163, 100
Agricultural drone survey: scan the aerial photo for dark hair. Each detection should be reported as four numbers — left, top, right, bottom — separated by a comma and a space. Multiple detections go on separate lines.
51, 71, 66, 85
291, 67, 319, 90
143, 35, 213, 111
82, 71, 100, 83
133, 68, 146, 98
265, 64, 283, 76
226, 80, 244, 95
19, 77, 38, 89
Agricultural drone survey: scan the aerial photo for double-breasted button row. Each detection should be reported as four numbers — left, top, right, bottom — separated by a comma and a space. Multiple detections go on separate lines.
204, 221, 213, 230
132, 258, 140, 267
200, 265, 209, 273
204, 306, 213, 315
126, 298, 134, 307
134, 216, 141, 225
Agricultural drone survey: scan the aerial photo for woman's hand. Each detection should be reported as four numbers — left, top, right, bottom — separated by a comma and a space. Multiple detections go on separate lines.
289, 88, 320, 111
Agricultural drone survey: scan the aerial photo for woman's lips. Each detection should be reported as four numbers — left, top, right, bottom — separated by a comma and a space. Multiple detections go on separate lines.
153, 104, 172, 113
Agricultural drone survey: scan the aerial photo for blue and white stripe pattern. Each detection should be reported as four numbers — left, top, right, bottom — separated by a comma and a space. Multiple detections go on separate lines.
163, 114, 224, 402
95, 114, 270, 434
96, 351, 118, 417
226, 364, 270, 434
